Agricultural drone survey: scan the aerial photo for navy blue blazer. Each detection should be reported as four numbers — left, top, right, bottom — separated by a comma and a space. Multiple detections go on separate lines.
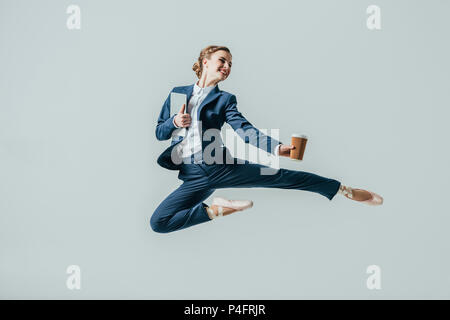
156, 83, 283, 170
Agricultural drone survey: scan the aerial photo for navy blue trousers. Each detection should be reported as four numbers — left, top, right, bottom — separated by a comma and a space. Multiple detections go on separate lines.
150, 161, 341, 233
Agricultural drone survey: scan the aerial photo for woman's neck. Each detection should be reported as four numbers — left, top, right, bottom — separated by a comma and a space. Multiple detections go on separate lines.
197, 74, 219, 88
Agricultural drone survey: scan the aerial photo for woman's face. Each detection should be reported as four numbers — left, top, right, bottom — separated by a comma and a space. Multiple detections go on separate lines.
203, 50, 232, 82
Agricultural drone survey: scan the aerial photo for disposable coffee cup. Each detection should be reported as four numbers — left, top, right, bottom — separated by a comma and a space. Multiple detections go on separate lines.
290, 134, 308, 161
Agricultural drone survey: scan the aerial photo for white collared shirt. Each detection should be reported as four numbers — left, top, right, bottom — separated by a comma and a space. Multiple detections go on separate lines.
173, 81, 281, 162
173, 81, 216, 163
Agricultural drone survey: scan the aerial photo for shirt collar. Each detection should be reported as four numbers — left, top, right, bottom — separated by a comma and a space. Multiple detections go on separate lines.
193, 80, 216, 96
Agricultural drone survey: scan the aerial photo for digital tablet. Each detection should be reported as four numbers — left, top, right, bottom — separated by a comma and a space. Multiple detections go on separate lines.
170, 92, 187, 115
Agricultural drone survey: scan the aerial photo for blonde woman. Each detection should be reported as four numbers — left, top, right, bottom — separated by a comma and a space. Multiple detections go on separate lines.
151, 45, 383, 233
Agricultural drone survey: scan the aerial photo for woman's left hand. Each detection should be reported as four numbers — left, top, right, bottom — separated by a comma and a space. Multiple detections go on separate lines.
278, 144, 295, 157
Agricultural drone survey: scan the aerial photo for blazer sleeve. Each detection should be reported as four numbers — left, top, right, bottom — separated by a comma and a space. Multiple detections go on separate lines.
224, 94, 283, 155
155, 90, 178, 141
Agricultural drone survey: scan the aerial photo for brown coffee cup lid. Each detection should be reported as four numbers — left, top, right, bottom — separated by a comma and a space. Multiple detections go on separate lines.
292, 133, 308, 139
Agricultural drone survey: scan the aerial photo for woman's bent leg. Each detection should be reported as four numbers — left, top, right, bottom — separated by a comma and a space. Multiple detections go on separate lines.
150, 181, 215, 233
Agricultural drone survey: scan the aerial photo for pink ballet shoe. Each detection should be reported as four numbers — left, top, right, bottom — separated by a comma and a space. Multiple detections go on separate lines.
207, 197, 254, 219
212, 197, 254, 211
339, 185, 383, 206
360, 190, 384, 206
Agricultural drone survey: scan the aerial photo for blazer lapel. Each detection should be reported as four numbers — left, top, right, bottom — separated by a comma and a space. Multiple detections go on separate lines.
197, 85, 221, 119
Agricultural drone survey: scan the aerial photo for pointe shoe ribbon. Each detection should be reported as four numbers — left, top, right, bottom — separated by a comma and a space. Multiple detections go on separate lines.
339, 185, 353, 199
206, 206, 222, 219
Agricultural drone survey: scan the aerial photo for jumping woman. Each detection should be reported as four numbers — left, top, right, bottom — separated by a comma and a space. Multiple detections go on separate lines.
151, 45, 383, 233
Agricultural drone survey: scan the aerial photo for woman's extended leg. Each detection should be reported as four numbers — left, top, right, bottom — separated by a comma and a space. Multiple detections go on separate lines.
205, 162, 341, 201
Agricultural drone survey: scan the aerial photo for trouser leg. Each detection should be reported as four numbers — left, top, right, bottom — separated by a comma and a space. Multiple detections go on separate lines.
150, 179, 215, 233
206, 162, 341, 201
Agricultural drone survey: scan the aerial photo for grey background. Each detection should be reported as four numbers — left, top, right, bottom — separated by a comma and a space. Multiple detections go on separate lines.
1, 0, 449, 299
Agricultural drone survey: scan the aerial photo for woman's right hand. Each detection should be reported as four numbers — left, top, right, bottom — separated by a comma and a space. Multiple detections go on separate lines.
278, 144, 295, 157
174, 104, 191, 128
